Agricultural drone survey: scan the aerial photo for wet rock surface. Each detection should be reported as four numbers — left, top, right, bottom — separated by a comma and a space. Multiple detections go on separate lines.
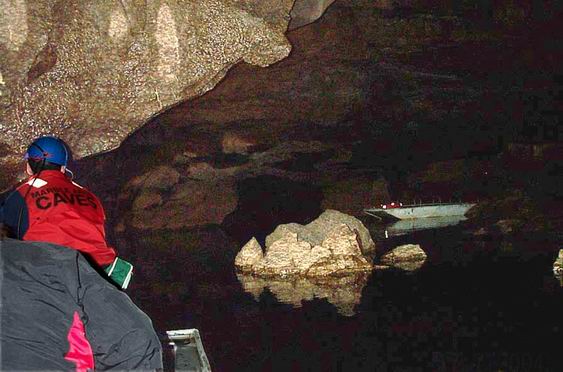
265, 209, 375, 254
554, 249, 563, 276
234, 211, 374, 314
380, 244, 427, 271
236, 218, 373, 277
234, 237, 264, 272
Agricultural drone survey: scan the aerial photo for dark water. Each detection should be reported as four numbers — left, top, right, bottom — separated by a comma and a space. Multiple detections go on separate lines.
129, 224, 562, 372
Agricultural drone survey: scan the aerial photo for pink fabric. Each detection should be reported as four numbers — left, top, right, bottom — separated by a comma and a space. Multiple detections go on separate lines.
65, 311, 95, 372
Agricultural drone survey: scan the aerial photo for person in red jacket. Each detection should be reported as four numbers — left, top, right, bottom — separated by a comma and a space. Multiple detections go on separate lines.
0, 136, 117, 268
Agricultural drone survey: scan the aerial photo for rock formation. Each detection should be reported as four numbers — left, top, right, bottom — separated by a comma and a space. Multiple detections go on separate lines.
265, 209, 376, 254
289, 0, 336, 30
234, 237, 264, 272
380, 244, 427, 271
120, 165, 238, 230
236, 222, 373, 277
0, 0, 339, 178
465, 190, 551, 236
234, 209, 374, 315
554, 249, 563, 276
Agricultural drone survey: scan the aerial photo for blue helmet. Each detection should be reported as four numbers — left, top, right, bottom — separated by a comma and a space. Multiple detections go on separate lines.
25, 136, 69, 167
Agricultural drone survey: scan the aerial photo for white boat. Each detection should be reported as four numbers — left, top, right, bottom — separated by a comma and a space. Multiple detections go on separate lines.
364, 202, 476, 221
165, 329, 212, 371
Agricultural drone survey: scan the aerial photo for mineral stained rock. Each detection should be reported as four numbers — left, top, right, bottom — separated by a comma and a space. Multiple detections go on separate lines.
235, 212, 373, 316
0, 0, 298, 167
380, 244, 427, 271
265, 209, 376, 253
121, 165, 238, 229
554, 249, 563, 276
289, 0, 336, 30
235, 237, 264, 272
235, 218, 373, 277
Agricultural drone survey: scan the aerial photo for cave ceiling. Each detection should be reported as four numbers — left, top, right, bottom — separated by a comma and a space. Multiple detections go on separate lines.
0, 0, 560, 195
0, 0, 340, 184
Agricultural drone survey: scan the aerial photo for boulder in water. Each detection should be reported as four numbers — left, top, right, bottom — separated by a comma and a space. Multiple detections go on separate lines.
380, 244, 427, 271
235, 224, 372, 277
265, 209, 375, 253
235, 237, 264, 273
554, 249, 563, 276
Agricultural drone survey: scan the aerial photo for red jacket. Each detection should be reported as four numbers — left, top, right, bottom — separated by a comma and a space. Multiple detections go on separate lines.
0, 170, 117, 266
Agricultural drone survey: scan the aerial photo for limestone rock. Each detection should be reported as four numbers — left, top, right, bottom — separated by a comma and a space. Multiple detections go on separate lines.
170, 160, 244, 182
320, 223, 363, 257
251, 141, 330, 166
265, 209, 375, 253
466, 191, 550, 234
321, 176, 390, 217
132, 190, 162, 211
305, 209, 376, 253
0, 0, 296, 166
221, 132, 256, 155
254, 232, 313, 277
235, 237, 264, 273
495, 219, 524, 235
473, 227, 490, 237
289, 0, 336, 30
306, 254, 372, 277
236, 219, 373, 278
373, 0, 394, 10
380, 244, 427, 271
129, 179, 238, 229
300, 246, 332, 272
554, 249, 563, 276
121, 166, 180, 213
139, 166, 181, 191
265, 223, 305, 249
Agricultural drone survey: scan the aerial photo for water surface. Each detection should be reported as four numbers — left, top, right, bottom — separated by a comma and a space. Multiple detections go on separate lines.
129, 224, 562, 371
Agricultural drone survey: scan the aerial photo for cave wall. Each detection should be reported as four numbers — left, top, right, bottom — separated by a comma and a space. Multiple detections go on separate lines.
59, 0, 561, 246
2, 0, 561, 241
0, 0, 342, 189
1, 5, 561, 365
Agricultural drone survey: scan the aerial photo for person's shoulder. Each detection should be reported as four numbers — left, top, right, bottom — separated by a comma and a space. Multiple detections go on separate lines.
15, 178, 35, 191
16, 176, 50, 194
0, 186, 17, 205
3, 180, 31, 203
70, 180, 102, 201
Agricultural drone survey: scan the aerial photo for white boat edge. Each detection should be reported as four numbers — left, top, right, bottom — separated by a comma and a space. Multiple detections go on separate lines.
364, 203, 476, 220
166, 328, 212, 371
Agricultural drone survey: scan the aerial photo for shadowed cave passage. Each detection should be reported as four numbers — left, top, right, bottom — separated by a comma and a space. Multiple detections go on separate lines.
222, 176, 323, 246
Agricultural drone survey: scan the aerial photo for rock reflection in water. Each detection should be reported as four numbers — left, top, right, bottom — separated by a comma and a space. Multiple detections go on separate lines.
236, 273, 370, 316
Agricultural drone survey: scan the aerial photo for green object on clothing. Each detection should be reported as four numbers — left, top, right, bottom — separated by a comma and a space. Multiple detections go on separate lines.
104, 257, 133, 289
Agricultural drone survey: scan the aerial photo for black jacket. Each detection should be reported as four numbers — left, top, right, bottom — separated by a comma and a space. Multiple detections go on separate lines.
0, 238, 163, 370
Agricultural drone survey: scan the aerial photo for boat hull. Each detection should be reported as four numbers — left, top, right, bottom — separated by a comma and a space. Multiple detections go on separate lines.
385, 215, 467, 236
364, 203, 476, 220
